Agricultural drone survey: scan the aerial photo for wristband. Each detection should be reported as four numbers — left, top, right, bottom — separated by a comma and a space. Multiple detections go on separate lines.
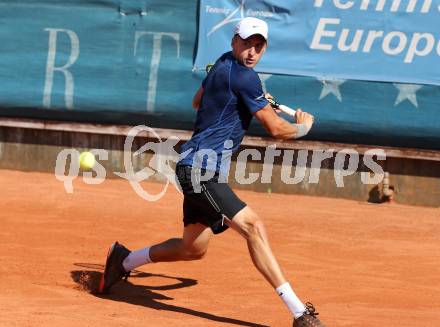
293, 123, 310, 139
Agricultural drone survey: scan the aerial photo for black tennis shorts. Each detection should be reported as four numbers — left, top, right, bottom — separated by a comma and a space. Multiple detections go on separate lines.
175, 165, 246, 234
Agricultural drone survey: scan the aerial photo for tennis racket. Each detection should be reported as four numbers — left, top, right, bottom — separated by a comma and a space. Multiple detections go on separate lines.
267, 98, 297, 118
205, 64, 214, 73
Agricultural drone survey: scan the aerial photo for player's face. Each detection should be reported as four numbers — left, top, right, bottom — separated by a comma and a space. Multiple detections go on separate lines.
231, 34, 267, 68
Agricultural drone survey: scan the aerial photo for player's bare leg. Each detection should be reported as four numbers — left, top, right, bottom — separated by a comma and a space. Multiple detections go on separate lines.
225, 206, 325, 326
100, 223, 212, 293
149, 223, 213, 262
224, 206, 285, 288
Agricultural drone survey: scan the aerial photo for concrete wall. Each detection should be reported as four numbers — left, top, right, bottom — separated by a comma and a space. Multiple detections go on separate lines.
1, 124, 439, 207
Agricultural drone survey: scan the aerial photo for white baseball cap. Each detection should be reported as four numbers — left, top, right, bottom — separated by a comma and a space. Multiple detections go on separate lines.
234, 17, 268, 41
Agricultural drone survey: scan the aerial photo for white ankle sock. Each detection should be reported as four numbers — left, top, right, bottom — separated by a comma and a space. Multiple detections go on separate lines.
276, 282, 306, 318
122, 247, 153, 271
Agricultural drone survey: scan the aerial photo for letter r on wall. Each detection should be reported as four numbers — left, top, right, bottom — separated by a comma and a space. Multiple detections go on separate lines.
43, 28, 80, 109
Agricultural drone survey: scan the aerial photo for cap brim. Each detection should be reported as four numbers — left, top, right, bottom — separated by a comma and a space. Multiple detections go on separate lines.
237, 31, 267, 41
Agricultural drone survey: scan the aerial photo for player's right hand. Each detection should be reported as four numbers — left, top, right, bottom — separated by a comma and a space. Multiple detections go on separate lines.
295, 109, 314, 130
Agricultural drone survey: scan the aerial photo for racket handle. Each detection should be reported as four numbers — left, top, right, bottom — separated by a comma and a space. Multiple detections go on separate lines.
279, 104, 296, 117
268, 98, 296, 117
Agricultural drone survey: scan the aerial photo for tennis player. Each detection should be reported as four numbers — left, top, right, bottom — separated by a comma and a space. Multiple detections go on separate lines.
100, 17, 325, 327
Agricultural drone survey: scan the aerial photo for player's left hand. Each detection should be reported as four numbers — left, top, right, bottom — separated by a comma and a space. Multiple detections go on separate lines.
295, 109, 314, 130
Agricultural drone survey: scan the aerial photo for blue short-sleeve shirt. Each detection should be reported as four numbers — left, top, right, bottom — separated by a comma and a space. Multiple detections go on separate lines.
178, 51, 269, 174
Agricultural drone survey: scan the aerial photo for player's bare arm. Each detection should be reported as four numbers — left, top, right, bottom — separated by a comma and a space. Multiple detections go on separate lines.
192, 86, 204, 110
254, 104, 314, 140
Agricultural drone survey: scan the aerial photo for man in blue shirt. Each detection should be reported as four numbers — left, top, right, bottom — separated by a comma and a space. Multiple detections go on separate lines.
100, 17, 325, 327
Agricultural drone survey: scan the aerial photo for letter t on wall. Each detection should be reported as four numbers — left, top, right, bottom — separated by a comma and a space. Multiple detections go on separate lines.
134, 31, 180, 112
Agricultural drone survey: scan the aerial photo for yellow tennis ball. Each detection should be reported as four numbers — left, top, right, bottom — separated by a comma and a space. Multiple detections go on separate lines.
79, 151, 96, 169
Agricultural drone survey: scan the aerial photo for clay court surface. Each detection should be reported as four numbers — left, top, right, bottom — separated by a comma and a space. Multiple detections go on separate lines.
0, 169, 439, 326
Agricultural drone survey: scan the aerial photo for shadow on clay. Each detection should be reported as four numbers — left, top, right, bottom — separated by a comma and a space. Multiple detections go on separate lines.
71, 263, 269, 327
